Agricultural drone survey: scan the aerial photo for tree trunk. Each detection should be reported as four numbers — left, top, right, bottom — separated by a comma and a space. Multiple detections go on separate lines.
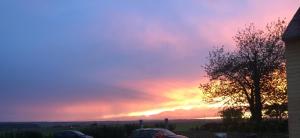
254, 85, 262, 122
249, 85, 262, 122
253, 68, 263, 123
251, 58, 263, 123
249, 103, 256, 121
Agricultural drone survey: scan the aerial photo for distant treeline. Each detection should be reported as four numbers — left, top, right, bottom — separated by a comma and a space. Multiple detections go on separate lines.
0, 123, 40, 131
0, 131, 43, 138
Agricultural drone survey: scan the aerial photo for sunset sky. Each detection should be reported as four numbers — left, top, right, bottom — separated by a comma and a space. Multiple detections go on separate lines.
0, 0, 299, 122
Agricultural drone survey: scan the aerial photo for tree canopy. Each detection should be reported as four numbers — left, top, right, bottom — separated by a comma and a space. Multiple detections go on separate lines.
200, 19, 287, 122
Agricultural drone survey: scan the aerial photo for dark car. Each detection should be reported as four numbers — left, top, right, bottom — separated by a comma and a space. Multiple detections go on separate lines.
130, 128, 188, 138
54, 130, 93, 138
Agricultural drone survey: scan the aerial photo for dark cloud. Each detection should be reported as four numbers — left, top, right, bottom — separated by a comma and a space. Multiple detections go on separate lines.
0, 0, 298, 121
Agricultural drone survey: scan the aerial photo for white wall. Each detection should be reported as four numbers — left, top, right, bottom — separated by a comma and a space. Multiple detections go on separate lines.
286, 40, 300, 138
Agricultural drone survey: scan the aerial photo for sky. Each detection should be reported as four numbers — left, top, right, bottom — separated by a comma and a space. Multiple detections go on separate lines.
0, 0, 299, 122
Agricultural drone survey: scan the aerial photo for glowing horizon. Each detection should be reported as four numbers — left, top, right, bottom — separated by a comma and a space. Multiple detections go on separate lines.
0, 0, 298, 122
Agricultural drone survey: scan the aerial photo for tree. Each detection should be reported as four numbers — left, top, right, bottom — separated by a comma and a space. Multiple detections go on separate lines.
200, 19, 287, 123
219, 107, 243, 124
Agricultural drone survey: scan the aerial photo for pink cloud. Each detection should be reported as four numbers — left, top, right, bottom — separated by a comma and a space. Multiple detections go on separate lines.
17, 99, 168, 121
14, 77, 212, 121
58, 1, 300, 121
8, 1, 299, 122
187, 0, 299, 49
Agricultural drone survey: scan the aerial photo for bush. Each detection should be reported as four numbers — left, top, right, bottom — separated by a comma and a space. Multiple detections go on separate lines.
199, 120, 288, 133
219, 107, 243, 124
80, 124, 140, 138
153, 123, 176, 131
0, 130, 43, 138
16, 131, 43, 138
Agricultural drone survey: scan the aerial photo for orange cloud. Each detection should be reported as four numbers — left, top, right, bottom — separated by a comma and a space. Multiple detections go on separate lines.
99, 78, 221, 120
7, 1, 298, 122
16, 77, 216, 121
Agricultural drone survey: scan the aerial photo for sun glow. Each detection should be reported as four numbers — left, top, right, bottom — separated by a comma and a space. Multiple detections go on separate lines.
103, 87, 221, 119
125, 87, 200, 116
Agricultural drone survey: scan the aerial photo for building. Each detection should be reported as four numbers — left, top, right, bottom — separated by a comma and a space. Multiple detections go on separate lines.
283, 7, 300, 138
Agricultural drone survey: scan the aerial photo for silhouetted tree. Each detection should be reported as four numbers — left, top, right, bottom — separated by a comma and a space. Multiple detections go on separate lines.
200, 19, 287, 123
219, 107, 243, 124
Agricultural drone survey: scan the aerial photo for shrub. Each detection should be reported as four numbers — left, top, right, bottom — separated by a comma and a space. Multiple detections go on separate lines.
219, 107, 243, 124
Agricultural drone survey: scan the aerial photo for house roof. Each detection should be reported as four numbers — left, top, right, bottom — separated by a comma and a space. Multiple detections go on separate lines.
283, 8, 300, 42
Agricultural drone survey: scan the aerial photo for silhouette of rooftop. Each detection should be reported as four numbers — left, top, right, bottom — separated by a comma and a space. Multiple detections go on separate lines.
283, 8, 300, 42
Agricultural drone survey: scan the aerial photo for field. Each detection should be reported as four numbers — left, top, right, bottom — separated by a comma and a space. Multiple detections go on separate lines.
0, 119, 288, 138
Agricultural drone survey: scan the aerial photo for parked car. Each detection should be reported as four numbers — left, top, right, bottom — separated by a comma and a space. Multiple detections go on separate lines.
54, 130, 93, 138
130, 128, 188, 138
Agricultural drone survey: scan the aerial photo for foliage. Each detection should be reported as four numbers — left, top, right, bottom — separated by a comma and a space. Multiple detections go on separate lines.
199, 120, 288, 133
0, 130, 43, 138
263, 69, 288, 120
199, 19, 287, 122
0, 122, 177, 138
80, 124, 138, 138
219, 107, 243, 124
153, 123, 176, 131
80, 123, 176, 138
264, 103, 288, 120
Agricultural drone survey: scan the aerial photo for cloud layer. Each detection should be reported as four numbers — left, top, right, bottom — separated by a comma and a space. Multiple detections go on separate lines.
0, 0, 299, 121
